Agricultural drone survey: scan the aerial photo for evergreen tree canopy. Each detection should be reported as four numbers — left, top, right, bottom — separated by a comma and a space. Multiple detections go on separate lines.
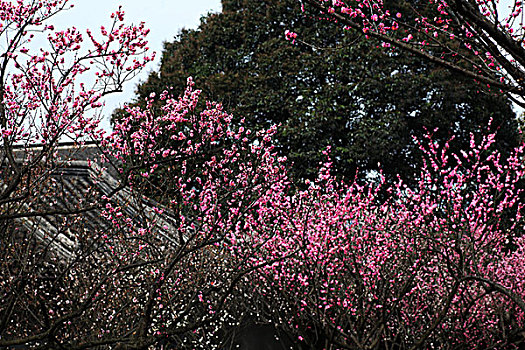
118, 0, 520, 183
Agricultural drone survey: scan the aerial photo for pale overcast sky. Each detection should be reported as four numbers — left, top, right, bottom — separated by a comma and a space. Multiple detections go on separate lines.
52, 0, 222, 130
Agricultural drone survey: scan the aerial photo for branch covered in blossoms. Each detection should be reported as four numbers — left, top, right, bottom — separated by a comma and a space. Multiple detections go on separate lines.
293, 0, 525, 107
0, 0, 154, 212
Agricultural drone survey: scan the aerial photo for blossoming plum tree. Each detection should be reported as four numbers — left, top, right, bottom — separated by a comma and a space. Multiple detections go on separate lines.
247, 129, 525, 349
98, 79, 293, 348
0, 1, 291, 349
0, 0, 153, 217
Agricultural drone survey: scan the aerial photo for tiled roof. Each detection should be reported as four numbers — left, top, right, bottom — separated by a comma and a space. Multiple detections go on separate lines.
8, 143, 178, 259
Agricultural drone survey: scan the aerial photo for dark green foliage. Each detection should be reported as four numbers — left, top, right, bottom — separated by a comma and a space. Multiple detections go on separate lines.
118, 0, 520, 184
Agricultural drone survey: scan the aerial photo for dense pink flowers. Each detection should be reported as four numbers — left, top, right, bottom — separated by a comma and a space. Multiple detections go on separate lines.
2, 1, 525, 349
238, 128, 525, 348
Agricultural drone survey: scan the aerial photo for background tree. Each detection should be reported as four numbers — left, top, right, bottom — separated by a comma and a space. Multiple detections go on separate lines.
121, 0, 521, 183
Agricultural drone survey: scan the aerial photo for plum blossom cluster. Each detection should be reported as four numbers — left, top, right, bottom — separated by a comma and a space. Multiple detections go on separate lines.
0, 69, 291, 348
284, 29, 298, 43
0, 71, 292, 348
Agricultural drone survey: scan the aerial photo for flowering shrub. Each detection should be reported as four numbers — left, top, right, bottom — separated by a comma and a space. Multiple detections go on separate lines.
246, 129, 525, 349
